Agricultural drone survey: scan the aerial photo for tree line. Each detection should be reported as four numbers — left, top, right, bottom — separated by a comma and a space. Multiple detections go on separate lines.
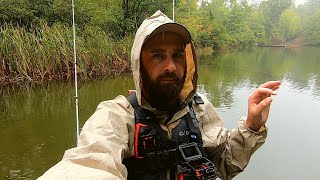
0, 0, 319, 85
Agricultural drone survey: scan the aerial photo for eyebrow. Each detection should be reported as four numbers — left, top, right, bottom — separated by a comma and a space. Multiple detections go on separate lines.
150, 48, 185, 54
151, 49, 165, 53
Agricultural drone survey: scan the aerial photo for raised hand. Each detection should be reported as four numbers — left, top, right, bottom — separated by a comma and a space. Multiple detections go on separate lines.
245, 81, 281, 131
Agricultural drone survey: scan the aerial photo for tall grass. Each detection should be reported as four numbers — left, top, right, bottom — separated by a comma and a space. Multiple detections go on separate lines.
0, 23, 131, 86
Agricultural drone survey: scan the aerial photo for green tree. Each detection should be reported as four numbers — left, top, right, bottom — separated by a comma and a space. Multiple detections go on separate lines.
194, 0, 229, 48
0, 0, 36, 26
297, 0, 320, 45
249, 10, 267, 45
224, 2, 256, 46
260, 0, 294, 38
278, 8, 301, 42
176, 0, 210, 47
118, 0, 172, 36
304, 10, 320, 45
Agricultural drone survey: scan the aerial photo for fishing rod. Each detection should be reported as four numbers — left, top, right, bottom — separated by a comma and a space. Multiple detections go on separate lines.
173, 0, 175, 21
72, 0, 80, 143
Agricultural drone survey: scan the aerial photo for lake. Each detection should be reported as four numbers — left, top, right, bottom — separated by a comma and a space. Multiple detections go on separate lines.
0, 47, 319, 179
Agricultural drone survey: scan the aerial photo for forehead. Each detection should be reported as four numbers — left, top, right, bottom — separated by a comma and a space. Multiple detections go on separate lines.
142, 32, 186, 50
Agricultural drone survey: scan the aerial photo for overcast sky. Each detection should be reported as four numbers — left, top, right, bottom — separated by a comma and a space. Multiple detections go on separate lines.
295, 0, 306, 6
198, 0, 307, 7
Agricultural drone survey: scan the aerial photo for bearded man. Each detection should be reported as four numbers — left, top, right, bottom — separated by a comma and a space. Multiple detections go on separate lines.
38, 11, 281, 180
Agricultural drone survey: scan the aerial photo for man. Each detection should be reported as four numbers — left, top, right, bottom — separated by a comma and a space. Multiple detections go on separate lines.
38, 11, 281, 180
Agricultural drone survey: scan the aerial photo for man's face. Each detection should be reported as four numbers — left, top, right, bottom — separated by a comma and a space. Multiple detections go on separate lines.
140, 32, 186, 110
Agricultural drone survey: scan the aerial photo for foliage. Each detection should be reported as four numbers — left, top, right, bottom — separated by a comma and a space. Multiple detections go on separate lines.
297, 0, 320, 45
0, 0, 317, 46
119, 0, 172, 36
259, 0, 294, 38
249, 10, 268, 45
0, 0, 38, 26
0, 0, 319, 85
303, 10, 320, 45
279, 8, 301, 41
0, 23, 131, 85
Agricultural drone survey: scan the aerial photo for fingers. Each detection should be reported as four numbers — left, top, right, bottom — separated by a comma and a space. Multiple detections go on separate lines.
255, 96, 272, 113
251, 87, 277, 100
246, 81, 280, 131
252, 81, 281, 99
259, 81, 281, 90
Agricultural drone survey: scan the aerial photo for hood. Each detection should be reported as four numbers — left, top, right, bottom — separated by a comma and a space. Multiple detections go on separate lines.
131, 10, 198, 109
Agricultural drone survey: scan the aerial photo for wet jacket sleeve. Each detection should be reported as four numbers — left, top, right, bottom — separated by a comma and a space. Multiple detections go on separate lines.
37, 95, 134, 180
194, 93, 267, 180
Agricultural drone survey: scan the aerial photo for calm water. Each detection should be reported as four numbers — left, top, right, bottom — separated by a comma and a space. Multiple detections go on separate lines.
1, 47, 319, 179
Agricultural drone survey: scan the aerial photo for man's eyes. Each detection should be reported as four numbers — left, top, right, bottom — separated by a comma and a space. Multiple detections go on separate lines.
172, 52, 184, 59
152, 52, 185, 60
153, 53, 165, 58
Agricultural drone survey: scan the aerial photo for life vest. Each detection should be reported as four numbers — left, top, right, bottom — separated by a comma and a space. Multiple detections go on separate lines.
123, 93, 216, 180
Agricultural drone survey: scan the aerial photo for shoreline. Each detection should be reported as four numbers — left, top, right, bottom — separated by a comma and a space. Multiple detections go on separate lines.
1, 45, 317, 87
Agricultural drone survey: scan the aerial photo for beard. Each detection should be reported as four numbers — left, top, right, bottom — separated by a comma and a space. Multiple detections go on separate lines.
140, 66, 185, 111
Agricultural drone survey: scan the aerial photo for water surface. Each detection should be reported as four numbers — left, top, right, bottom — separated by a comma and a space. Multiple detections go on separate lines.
1, 47, 319, 179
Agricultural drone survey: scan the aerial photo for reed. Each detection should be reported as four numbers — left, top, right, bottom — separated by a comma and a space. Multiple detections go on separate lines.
0, 23, 131, 86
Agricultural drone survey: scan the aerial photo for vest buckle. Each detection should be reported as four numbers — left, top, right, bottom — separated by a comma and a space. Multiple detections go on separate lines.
141, 132, 157, 152
177, 142, 216, 180
178, 142, 202, 161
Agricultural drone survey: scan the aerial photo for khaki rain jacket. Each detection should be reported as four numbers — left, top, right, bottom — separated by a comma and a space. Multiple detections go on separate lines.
38, 11, 267, 180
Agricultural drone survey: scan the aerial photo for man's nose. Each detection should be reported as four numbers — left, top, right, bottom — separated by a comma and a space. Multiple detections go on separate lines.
164, 55, 176, 72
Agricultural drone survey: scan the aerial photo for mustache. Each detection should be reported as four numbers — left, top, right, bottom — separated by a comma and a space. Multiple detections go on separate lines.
157, 72, 180, 81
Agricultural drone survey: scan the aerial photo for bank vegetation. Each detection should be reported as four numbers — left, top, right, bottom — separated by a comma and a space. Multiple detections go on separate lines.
0, 0, 319, 86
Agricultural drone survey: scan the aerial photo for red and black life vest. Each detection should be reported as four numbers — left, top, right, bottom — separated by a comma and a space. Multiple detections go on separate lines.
123, 93, 216, 180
